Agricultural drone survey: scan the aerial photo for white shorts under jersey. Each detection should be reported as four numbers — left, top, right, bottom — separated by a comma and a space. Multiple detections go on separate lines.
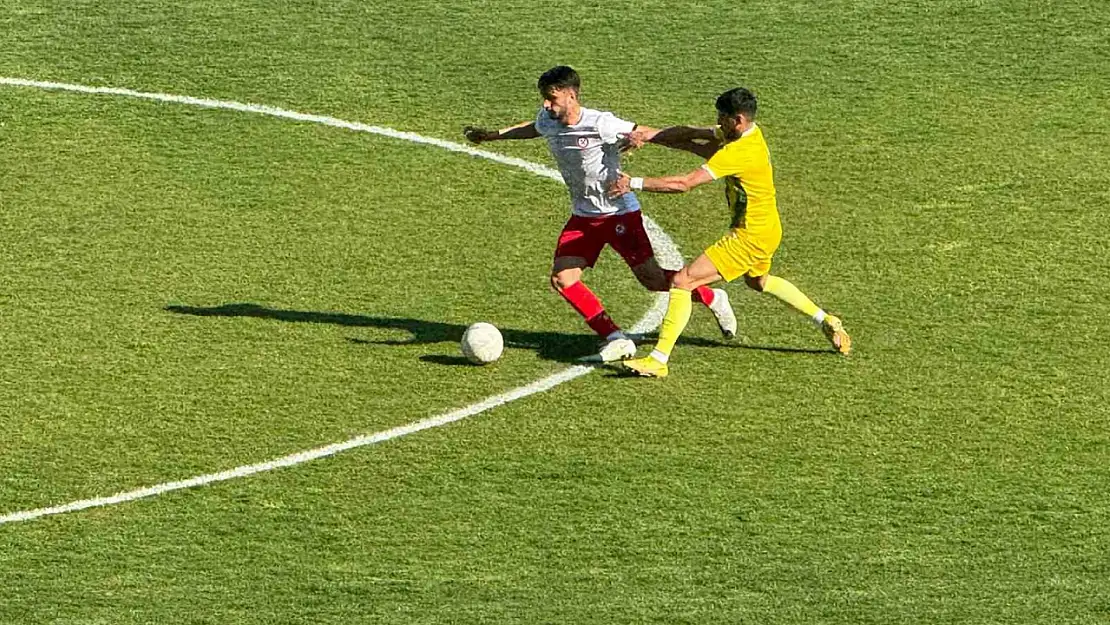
534, 106, 642, 217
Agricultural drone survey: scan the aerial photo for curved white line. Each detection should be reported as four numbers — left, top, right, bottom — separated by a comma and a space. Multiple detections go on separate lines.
0, 77, 683, 525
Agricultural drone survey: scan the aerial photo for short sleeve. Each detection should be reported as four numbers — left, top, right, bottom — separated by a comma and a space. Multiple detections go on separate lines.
596, 112, 636, 144
704, 143, 747, 180
534, 107, 555, 135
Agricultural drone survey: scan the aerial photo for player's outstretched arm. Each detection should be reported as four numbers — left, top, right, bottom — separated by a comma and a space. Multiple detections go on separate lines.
619, 125, 661, 152
607, 168, 714, 198
463, 121, 540, 144
645, 126, 721, 159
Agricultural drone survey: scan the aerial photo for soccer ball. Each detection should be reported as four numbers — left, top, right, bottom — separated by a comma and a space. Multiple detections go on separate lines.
461, 322, 503, 365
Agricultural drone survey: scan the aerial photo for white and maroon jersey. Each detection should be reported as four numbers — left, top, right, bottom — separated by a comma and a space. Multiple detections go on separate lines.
534, 106, 642, 217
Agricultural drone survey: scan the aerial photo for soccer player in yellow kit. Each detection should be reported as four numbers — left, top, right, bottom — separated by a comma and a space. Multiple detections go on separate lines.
607, 87, 851, 377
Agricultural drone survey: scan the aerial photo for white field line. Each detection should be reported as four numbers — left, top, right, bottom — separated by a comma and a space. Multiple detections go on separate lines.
0, 76, 682, 525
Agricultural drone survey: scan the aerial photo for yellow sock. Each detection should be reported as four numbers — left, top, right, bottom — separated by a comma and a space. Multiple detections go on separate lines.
763, 275, 821, 319
653, 288, 692, 360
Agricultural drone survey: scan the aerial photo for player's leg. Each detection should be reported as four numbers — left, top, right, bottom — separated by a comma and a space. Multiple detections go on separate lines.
744, 272, 851, 355
628, 257, 717, 303
611, 213, 736, 337
622, 253, 723, 378
654, 254, 723, 357
610, 212, 704, 295
551, 216, 635, 361
658, 263, 736, 338
627, 256, 668, 292
551, 257, 620, 339
624, 229, 757, 376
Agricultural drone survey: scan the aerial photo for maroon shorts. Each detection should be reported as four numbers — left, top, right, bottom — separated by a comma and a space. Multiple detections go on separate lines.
554, 211, 655, 268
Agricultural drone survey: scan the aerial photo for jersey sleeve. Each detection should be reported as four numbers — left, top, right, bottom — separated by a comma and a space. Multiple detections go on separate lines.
703, 142, 748, 180
596, 112, 636, 144
534, 107, 554, 136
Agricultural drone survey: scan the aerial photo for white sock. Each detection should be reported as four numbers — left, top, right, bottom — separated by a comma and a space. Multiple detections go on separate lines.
812, 310, 826, 326
650, 349, 669, 363
606, 331, 627, 341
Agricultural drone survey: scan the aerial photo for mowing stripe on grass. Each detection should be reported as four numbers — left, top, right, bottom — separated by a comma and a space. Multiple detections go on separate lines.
0, 76, 683, 525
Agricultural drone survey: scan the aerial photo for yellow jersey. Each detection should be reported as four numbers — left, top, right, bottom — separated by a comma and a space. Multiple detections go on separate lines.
702, 124, 779, 237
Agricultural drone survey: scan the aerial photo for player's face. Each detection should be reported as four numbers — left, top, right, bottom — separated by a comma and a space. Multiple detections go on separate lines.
542, 88, 579, 124
718, 111, 745, 140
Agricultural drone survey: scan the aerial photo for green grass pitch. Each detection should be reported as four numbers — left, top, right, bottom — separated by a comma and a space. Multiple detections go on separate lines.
1, 0, 1108, 623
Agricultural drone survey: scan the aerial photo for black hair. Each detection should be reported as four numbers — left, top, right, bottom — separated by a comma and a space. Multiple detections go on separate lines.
538, 66, 581, 96
715, 87, 758, 119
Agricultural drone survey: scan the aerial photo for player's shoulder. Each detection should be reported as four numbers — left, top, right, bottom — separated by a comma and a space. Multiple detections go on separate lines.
724, 125, 767, 154
745, 124, 768, 145
584, 108, 636, 144
576, 106, 609, 126
534, 107, 558, 132
706, 126, 766, 172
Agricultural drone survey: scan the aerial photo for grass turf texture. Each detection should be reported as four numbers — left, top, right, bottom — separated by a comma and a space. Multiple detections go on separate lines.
2, 0, 1109, 623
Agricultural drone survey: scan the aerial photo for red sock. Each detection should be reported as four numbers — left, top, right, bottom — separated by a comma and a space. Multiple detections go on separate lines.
693, 285, 715, 306
663, 270, 715, 306
558, 281, 621, 338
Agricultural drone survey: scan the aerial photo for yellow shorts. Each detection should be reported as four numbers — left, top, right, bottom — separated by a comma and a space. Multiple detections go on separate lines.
704, 227, 782, 282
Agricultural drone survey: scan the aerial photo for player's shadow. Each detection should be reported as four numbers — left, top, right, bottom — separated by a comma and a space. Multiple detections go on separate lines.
164, 302, 600, 364
165, 303, 830, 365
637, 332, 832, 355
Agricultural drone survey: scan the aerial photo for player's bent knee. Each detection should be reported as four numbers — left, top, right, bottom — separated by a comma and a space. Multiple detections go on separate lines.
671, 273, 695, 290
551, 273, 579, 291
745, 274, 767, 291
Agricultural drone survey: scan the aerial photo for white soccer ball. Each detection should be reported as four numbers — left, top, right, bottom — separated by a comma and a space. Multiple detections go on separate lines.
461, 322, 504, 365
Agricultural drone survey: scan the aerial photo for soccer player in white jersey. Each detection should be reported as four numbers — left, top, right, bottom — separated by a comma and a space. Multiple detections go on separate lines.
463, 66, 736, 362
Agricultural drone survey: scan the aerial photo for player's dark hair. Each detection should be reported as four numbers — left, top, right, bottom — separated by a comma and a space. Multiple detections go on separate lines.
716, 87, 758, 119
538, 66, 581, 96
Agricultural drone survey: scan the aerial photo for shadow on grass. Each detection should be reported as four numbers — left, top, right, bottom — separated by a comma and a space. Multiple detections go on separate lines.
597, 341, 833, 379
419, 354, 478, 367
730, 343, 831, 355
165, 302, 831, 364
165, 302, 598, 364
624, 332, 832, 356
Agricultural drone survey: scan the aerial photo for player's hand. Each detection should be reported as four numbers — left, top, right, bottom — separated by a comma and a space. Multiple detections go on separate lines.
463, 126, 493, 144
618, 128, 650, 152
608, 172, 632, 198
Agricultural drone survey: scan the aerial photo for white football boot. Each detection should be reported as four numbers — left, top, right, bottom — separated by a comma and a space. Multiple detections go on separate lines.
578, 337, 637, 363
707, 288, 738, 339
